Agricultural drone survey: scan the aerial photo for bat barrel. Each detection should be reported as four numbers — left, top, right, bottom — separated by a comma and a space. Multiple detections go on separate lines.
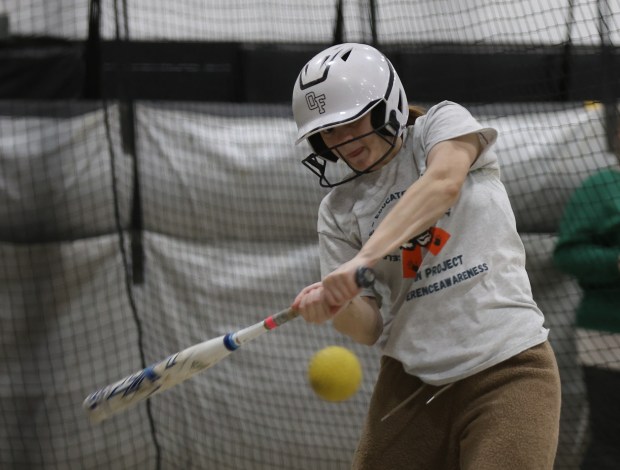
83, 335, 231, 423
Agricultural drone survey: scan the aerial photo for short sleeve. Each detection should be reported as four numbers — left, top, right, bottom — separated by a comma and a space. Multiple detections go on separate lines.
419, 101, 498, 171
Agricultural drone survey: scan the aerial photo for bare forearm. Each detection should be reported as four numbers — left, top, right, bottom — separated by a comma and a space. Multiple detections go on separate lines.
358, 136, 478, 267
359, 175, 459, 266
332, 296, 383, 345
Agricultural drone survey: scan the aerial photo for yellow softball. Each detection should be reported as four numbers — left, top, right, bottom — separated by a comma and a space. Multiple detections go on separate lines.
307, 346, 362, 402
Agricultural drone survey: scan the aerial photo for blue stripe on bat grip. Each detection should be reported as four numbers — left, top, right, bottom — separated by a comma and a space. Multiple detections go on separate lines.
223, 333, 239, 351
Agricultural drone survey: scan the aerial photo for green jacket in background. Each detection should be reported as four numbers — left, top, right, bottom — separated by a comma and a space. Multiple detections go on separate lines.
553, 168, 620, 333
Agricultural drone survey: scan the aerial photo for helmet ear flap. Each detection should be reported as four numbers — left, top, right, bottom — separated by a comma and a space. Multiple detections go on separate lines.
371, 102, 400, 137
386, 110, 401, 136
308, 134, 338, 162
370, 101, 386, 131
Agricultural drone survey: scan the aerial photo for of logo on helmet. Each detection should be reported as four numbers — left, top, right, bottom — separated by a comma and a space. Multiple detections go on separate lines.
305, 91, 326, 114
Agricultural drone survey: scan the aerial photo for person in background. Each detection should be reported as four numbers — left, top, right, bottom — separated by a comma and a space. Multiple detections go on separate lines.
290, 43, 561, 470
553, 108, 620, 470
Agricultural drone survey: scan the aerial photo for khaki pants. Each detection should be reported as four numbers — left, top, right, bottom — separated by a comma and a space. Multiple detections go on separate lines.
352, 341, 561, 470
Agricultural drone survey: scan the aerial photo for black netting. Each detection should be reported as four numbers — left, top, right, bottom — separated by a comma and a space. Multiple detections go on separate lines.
0, 1, 618, 469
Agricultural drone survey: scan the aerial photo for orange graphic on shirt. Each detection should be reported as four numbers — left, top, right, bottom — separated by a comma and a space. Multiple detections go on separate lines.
401, 227, 451, 278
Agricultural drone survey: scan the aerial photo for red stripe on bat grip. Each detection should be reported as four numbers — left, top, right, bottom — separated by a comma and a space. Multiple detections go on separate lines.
264, 316, 278, 330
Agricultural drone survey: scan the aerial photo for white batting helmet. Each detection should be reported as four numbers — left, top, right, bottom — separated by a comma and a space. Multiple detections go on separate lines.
292, 43, 409, 159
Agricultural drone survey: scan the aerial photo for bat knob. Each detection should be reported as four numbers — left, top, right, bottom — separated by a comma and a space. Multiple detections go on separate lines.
355, 267, 376, 288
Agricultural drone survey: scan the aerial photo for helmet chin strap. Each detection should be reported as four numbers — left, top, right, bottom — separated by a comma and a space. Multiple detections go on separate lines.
302, 124, 401, 188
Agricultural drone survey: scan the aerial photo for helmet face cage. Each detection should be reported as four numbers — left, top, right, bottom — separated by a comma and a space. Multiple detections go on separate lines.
302, 128, 400, 188
302, 111, 402, 188
292, 43, 409, 187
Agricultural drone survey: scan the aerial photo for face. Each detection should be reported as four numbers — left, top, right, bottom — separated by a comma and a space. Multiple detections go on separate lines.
320, 113, 401, 171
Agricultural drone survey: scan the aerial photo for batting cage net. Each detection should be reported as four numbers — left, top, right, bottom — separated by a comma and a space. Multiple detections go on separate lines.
0, 1, 619, 469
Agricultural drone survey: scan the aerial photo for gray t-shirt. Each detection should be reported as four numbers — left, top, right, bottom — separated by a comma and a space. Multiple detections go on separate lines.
317, 101, 548, 386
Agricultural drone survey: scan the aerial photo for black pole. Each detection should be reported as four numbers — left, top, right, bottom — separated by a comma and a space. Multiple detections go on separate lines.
333, 0, 344, 44
83, 0, 101, 98
369, 0, 378, 46
598, 0, 618, 153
